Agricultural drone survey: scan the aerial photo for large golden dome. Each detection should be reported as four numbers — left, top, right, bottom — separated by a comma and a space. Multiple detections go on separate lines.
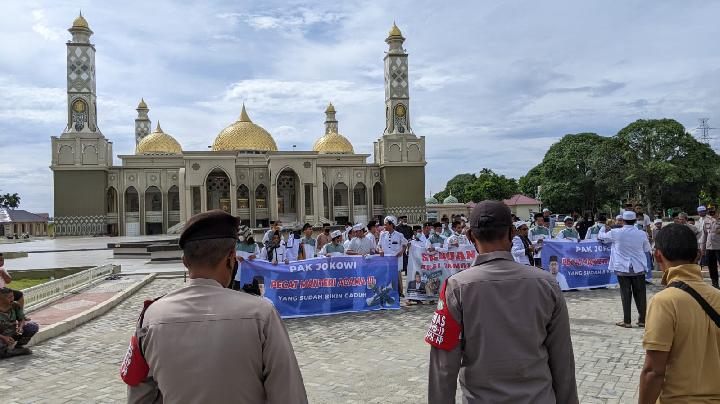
72, 12, 89, 29
313, 132, 354, 154
212, 104, 278, 151
136, 123, 182, 155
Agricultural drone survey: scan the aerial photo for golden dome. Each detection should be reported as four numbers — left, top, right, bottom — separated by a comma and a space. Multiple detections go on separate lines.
388, 22, 402, 37
313, 132, 354, 154
137, 98, 147, 109
136, 122, 182, 155
212, 104, 278, 152
72, 12, 89, 29
325, 102, 336, 113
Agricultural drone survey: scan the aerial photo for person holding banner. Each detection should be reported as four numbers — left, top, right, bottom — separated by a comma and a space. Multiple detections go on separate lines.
233, 225, 260, 289
261, 220, 282, 244
346, 226, 377, 256
319, 230, 345, 257
378, 215, 408, 298
426, 223, 446, 251
316, 223, 332, 252
529, 213, 550, 267
585, 214, 607, 241
598, 210, 651, 328
124, 210, 308, 404
426, 200, 577, 404
262, 231, 289, 265
511, 221, 534, 265
298, 223, 316, 260
555, 217, 580, 242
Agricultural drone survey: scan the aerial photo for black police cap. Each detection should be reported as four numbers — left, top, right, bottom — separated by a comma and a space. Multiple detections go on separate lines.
179, 210, 239, 248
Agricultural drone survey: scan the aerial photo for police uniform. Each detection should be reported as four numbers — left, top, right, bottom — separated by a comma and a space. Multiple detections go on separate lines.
123, 210, 307, 403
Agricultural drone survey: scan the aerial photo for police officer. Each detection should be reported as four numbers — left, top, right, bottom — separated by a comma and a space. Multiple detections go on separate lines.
425, 201, 577, 403
123, 210, 307, 403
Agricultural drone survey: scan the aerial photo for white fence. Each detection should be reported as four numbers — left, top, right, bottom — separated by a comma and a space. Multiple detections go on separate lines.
22, 264, 118, 309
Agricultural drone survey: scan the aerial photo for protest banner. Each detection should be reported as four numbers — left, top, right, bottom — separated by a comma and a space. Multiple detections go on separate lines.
406, 242, 477, 301
239, 255, 399, 318
540, 240, 652, 290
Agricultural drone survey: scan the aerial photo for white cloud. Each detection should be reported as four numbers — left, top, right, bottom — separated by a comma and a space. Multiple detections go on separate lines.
31, 9, 62, 41
220, 7, 344, 32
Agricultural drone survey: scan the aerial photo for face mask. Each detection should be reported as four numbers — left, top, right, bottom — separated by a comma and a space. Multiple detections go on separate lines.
277, 226, 283, 231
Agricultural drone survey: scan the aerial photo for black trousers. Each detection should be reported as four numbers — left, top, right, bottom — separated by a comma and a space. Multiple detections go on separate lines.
707, 249, 720, 287
618, 274, 646, 324
533, 258, 542, 268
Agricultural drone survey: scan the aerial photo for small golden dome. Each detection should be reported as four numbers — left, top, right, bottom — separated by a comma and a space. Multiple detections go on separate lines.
136, 122, 182, 155
313, 132, 354, 154
212, 104, 278, 152
325, 102, 336, 113
72, 12, 89, 29
137, 98, 147, 109
388, 22, 402, 37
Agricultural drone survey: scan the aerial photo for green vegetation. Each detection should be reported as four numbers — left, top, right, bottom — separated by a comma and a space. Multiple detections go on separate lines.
11, 278, 50, 290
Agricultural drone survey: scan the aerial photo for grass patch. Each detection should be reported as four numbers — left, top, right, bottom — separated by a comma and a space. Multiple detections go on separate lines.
10, 278, 50, 290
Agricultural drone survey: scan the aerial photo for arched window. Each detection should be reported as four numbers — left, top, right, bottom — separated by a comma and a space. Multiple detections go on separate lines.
125, 187, 139, 212
255, 184, 268, 209
334, 182, 348, 206
237, 184, 250, 209
323, 183, 329, 218
168, 186, 180, 211
353, 183, 367, 205
206, 169, 231, 212
373, 182, 383, 205
106, 187, 117, 213
145, 186, 162, 212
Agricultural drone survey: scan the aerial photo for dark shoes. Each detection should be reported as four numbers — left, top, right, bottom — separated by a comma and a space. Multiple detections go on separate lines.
0, 347, 32, 359
616, 321, 632, 328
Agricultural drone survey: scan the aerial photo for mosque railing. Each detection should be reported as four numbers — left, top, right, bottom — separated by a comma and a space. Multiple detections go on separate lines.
22, 264, 118, 310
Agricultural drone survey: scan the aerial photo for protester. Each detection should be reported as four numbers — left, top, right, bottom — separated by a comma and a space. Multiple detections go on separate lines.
319, 230, 345, 256
511, 221, 534, 265
0, 254, 24, 308
396, 216, 414, 241
440, 217, 453, 238
585, 214, 607, 241
233, 225, 259, 289
426, 223, 446, 252
365, 221, 379, 247
635, 204, 652, 232
0, 287, 38, 358
346, 226, 377, 256
344, 224, 360, 250
123, 210, 307, 403
316, 223, 332, 252
417, 222, 432, 243
425, 200, 577, 403
677, 212, 701, 241
555, 217, 580, 242
528, 213, 550, 267
651, 220, 663, 246
612, 214, 624, 229
378, 216, 408, 297
701, 207, 720, 288
543, 207, 556, 230
639, 223, 720, 403
283, 228, 301, 262
299, 223, 316, 259
598, 210, 652, 328
697, 206, 708, 267
576, 213, 592, 240
261, 220, 282, 244
261, 231, 288, 265
671, 212, 681, 224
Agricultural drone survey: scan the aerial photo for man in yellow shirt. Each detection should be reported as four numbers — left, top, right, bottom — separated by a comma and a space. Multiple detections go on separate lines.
639, 223, 720, 403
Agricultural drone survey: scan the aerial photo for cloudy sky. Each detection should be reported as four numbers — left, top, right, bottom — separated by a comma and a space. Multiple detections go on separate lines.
1, 0, 719, 215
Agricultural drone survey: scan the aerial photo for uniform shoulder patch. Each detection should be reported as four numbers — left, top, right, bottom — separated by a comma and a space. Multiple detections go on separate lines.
424, 279, 461, 350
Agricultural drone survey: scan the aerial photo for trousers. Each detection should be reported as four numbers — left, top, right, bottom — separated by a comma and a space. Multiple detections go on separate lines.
0, 321, 39, 351
617, 274, 646, 324
706, 249, 720, 287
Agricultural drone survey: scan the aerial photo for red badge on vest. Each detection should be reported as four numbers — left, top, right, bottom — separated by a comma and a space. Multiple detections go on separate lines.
424, 279, 461, 350
120, 298, 157, 386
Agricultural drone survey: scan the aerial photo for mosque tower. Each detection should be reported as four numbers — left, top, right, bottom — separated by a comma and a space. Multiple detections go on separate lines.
135, 98, 151, 144
50, 13, 113, 236
374, 23, 426, 223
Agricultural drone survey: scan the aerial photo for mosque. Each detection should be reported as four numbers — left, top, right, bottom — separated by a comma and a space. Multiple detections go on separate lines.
51, 14, 426, 236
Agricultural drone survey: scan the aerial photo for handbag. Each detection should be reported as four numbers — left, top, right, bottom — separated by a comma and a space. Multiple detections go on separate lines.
668, 281, 720, 328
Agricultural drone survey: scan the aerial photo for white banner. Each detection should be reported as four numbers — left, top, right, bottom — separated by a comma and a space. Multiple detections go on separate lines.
405, 242, 477, 301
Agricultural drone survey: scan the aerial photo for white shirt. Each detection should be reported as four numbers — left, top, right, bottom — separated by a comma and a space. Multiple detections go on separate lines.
511, 236, 531, 265
347, 236, 377, 255
261, 244, 287, 263
0, 268, 8, 288
378, 230, 407, 256
598, 225, 651, 274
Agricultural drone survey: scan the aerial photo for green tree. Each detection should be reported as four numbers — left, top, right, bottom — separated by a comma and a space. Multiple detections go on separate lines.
518, 165, 543, 199
433, 173, 476, 202
465, 168, 518, 202
0, 191, 21, 209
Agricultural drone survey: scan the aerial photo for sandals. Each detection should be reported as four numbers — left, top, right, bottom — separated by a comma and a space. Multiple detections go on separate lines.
616, 321, 632, 328
637, 322, 645, 328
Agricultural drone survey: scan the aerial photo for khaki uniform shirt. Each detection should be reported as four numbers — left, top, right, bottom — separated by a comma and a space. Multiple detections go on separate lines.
643, 264, 720, 403
427, 251, 578, 404
127, 278, 307, 404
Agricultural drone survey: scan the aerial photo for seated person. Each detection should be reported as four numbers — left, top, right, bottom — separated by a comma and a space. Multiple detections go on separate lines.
0, 287, 39, 358
0, 253, 24, 308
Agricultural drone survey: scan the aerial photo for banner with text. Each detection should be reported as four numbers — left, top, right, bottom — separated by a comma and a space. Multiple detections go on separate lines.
540, 240, 652, 290
240, 255, 400, 318
406, 242, 477, 301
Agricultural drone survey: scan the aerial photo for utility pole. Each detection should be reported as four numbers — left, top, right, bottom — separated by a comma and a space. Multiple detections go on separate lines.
694, 118, 716, 146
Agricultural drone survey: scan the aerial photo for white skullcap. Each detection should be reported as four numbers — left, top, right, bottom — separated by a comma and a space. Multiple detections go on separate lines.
352, 223, 364, 231
654, 219, 663, 224
543, 208, 550, 212
514, 221, 528, 229
384, 215, 397, 225
622, 211, 637, 221
330, 230, 343, 239
615, 214, 623, 220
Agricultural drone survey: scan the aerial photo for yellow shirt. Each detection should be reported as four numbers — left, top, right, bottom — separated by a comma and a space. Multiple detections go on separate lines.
643, 264, 720, 403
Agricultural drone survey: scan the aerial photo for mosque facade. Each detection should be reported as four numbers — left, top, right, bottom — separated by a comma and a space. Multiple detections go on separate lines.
50, 15, 426, 236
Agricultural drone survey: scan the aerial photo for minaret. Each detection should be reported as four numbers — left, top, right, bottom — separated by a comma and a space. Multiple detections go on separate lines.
383, 22, 411, 135
135, 98, 151, 145
324, 102, 338, 134
65, 12, 101, 135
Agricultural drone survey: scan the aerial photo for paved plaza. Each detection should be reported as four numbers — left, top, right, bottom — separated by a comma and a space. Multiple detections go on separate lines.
0, 276, 661, 403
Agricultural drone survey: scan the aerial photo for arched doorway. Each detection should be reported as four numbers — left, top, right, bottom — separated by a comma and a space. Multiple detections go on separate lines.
145, 186, 163, 235
333, 182, 349, 224
237, 184, 250, 226
168, 185, 180, 228
206, 169, 231, 212
125, 186, 140, 236
106, 187, 118, 236
255, 184, 269, 227
353, 182, 368, 224
277, 169, 299, 224
372, 182, 384, 222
